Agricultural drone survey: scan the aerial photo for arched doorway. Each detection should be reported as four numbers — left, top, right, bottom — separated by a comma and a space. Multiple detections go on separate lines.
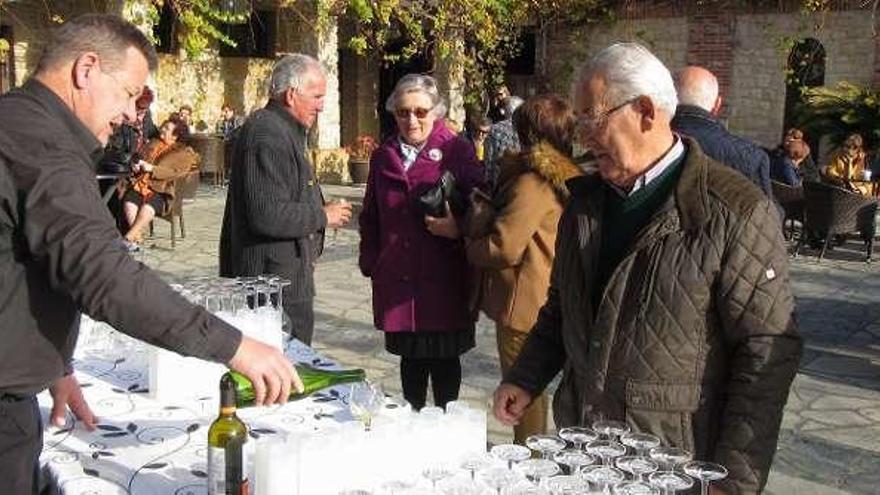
783, 38, 825, 153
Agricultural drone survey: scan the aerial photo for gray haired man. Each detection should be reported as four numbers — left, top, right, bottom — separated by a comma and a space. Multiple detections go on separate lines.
220, 54, 351, 345
493, 43, 802, 493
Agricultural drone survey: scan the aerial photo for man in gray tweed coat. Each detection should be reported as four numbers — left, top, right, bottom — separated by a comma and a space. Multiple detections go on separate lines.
220, 54, 351, 345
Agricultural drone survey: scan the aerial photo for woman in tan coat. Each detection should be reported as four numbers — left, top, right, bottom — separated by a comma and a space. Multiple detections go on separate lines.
121, 117, 198, 250
465, 94, 582, 443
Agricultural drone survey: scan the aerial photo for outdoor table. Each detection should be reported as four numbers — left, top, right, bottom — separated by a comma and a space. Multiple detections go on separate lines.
37, 330, 358, 494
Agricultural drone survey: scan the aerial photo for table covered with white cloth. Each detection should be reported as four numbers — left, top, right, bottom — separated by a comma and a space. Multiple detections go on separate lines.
37, 319, 486, 494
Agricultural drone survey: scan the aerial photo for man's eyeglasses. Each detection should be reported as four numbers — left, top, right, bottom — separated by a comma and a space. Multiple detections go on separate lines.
576, 97, 639, 132
395, 107, 432, 119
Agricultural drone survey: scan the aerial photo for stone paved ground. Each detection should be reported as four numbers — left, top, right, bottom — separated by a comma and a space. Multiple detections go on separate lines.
141, 184, 880, 494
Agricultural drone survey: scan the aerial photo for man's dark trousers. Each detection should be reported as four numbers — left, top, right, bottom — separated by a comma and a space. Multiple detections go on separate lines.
0, 395, 42, 495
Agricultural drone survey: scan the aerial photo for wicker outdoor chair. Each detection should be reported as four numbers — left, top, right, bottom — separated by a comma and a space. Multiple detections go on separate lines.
771, 180, 804, 240
794, 181, 878, 262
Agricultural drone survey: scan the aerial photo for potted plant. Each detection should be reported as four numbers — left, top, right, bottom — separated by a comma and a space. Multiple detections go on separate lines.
345, 135, 378, 184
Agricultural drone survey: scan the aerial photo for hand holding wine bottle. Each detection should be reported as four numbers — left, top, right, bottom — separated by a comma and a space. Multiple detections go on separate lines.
227, 335, 303, 406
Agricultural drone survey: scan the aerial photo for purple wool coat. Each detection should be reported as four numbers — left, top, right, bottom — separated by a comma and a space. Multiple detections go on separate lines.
358, 121, 485, 333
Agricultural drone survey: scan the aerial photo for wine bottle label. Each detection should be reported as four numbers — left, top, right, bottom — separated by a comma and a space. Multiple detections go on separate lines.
207, 440, 248, 494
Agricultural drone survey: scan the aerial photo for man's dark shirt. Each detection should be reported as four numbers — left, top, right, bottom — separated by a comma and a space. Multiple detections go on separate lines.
672, 105, 772, 197
0, 80, 241, 396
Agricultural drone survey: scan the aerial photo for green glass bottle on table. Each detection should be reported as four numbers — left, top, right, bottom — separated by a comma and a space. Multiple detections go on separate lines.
227, 364, 366, 408
207, 374, 249, 495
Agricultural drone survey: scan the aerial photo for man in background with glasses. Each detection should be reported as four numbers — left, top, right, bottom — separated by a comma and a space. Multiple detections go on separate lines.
493, 43, 802, 493
0, 15, 299, 493
220, 53, 351, 346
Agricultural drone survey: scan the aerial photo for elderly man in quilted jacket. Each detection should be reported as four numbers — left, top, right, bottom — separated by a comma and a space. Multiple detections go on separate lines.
493, 43, 802, 494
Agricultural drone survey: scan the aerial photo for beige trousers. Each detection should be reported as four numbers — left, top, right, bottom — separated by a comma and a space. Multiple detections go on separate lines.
496, 323, 549, 445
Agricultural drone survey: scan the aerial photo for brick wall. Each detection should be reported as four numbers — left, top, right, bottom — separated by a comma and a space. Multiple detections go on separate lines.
687, 9, 735, 116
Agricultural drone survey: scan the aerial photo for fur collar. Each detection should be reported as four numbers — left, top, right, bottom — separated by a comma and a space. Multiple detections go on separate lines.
497, 141, 583, 197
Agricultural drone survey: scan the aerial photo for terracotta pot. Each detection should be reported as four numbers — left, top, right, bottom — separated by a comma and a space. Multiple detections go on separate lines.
348, 159, 369, 184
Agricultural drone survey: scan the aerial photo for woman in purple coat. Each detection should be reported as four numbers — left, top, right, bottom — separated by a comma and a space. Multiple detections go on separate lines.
358, 74, 485, 410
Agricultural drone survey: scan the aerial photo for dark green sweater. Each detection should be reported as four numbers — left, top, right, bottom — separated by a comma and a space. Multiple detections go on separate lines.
595, 157, 684, 306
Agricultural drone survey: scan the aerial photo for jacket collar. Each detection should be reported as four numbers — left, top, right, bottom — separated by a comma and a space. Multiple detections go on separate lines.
498, 141, 583, 197
672, 104, 722, 129
22, 79, 103, 162
265, 99, 308, 143
565, 136, 712, 231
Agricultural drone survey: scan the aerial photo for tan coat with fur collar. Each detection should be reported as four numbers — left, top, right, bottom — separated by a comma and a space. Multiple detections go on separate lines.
465, 141, 583, 332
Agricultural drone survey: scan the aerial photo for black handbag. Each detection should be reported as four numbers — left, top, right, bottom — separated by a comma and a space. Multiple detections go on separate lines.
417, 169, 465, 217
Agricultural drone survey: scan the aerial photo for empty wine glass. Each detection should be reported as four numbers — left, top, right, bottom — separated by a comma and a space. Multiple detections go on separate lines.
490, 444, 531, 469
459, 452, 494, 480
505, 480, 551, 495
553, 449, 595, 475
579, 465, 625, 493
648, 447, 692, 471
646, 471, 693, 495
422, 465, 456, 489
557, 427, 599, 450
592, 420, 630, 442
619, 432, 661, 457
614, 456, 659, 482
379, 480, 415, 495
584, 440, 627, 466
681, 461, 727, 495
515, 459, 560, 486
612, 480, 660, 495
544, 475, 591, 495
525, 434, 567, 460
436, 475, 486, 495
349, 381, 385, 430
480, 466, 521, 495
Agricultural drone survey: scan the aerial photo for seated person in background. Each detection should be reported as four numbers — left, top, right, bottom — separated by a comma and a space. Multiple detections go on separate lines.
120, 118, 199, 249
215, 103, 242, 139
770, 129, 813, 187
825, 133, 872, 196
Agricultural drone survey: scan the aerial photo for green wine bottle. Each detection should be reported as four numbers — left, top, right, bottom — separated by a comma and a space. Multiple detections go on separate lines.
207, 374, 249, 495
227, 364, 366, 408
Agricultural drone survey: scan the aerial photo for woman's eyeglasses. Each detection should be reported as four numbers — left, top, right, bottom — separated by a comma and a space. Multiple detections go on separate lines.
395, 107, 431, 119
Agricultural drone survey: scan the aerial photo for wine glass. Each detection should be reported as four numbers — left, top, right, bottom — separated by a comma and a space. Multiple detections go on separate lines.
584, 440, 627, 466
552, 449, 595, 476
480, 466, 521, 495
544, 475, 591, 494
592, 420, 630, 442
612, 480, 660, 495
619, 432, 661, 457
681, 461, 727, 495
646, 471, 693, 495
436, 475, 486, 495
648, 447, 691, 471
422, 464, 456, 489
614, 456, 659, 482
515, 459, 560, 487
379, 480, 415, 495
349, 381, 385, 430
525, 434, 567, 460
459, 452, 494, 480
579, 465, 626, 493
505, 480, 551, 494
557, 427, 599, 450
490, 444, 531, 469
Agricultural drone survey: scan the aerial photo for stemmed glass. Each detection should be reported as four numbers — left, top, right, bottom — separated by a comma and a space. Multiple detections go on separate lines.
553, 449, 595, 476
348, 381, 385, 430
422, 465, 456, 489
558, 427, 599, 451
648, 447, 691, 472
619, 432, 661, 457
544, 475, 591, 494
505, 480, 551, 495
480, 466, 521, 495
612, 481, 660, 495
490, 444, 532, 469
584, 440, 627, 466
681, 461, 728, 495
579, 465, 626, 493
646, 471, 693, 495
525, 434, 567, 460
515, 459, 560, 487
592, 420, 630, 442
614, 456, 659, 482
459, 452, 494, 481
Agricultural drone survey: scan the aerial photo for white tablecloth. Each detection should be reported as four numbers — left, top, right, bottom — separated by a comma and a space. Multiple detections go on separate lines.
38, 337, 365, 494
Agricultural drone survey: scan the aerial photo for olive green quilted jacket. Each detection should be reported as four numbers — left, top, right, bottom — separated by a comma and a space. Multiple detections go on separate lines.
506, 141, 803, 494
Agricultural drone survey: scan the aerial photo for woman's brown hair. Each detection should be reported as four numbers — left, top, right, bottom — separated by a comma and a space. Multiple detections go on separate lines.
512, 94, 576, 155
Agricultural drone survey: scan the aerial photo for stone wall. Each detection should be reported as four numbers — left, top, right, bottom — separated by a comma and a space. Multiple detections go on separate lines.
729, 10, 877, 148
542, 17, 690, 97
